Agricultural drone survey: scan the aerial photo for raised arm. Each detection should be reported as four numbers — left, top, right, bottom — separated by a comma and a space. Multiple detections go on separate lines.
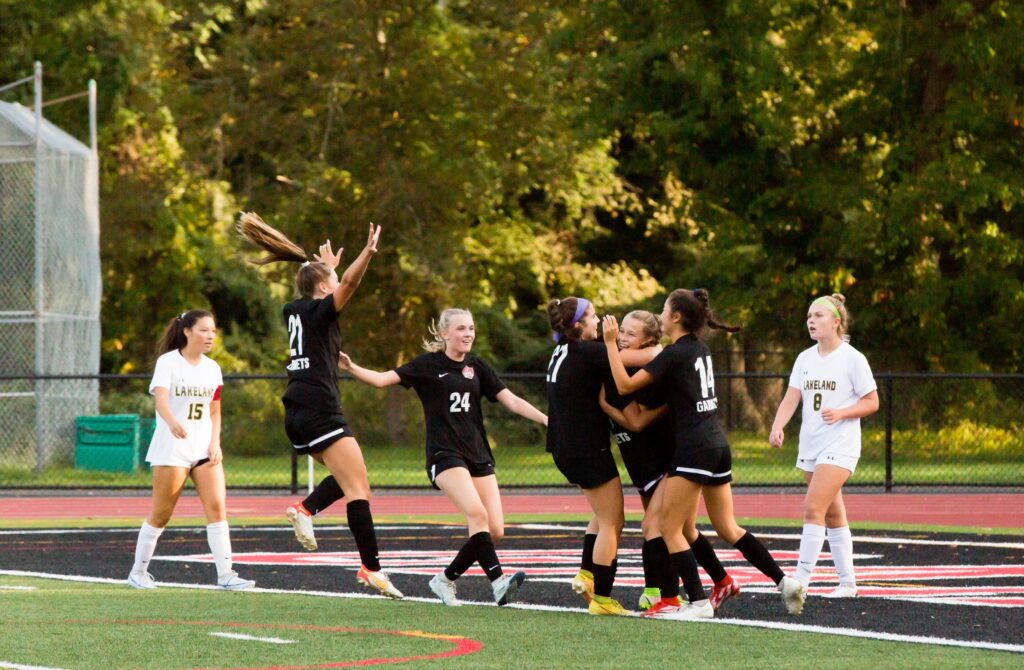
602, 315, 655, 395
338, 351, 401, 388
768, 386, 802, 448
496, 388, 548, 427
333, 223, 382, 312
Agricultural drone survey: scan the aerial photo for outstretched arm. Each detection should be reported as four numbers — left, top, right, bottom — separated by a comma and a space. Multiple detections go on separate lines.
622, 403, 668, 431
496, 388, 548, 427
602, 315, 655, 394
338, 351, 400, 388
333, 223, 382, 312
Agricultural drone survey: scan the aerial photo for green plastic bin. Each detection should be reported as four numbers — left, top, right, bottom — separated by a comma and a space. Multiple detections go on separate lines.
75, 415, 140, 472
139, 417, 156, 470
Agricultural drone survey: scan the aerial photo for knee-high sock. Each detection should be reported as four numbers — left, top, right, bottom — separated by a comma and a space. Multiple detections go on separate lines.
592, 562, 614, 598
444, 534, 481, 581
734, 531, 785, 584
644, 537, 677, 598
690, 532, 727, 583
473, 531, 503, 581
346, 499, 381, 571
827, 526, 856, 585
580, 533, 597, 573
131, 521, 164, 574
671, 550, 706, 603
206, 520, 233, 577
795, 523, 827, 587
302, 475, 344, 516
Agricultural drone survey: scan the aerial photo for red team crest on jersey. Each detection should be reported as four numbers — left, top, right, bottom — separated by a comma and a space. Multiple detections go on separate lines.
462, 366, 475, 380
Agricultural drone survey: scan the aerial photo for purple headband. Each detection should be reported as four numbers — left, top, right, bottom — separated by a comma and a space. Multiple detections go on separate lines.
553, 298, 591, 342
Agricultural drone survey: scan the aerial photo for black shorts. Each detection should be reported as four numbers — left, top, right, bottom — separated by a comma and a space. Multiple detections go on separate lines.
427, 453, 495, 490
667, 447, 733, 486
553, 451, 620, 490
284, 404, 353, 455
619, 442, 673, 497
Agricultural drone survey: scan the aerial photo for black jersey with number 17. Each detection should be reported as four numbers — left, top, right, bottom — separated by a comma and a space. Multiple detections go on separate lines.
545, 340, 612, 459
281, 297, 342, 411
395, 351, 506, 466
642, 334, 729, 453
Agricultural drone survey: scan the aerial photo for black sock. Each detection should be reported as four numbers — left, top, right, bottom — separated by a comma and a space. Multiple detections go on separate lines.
734, 531, 784, 584
610, 558, 618, 584
472, 532, 503, 581
592, 562, 614, 598
671, 550, 706, 603
641, 540, 657, 589
580, 533, 597, 573
444, 534, 480, 581
646, 536, 678, 597
346, 499, 380, 571
302, 475, 344, 516
690, 532, 727, 583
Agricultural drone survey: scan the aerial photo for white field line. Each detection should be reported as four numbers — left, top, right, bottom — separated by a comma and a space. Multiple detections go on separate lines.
0, 662, 68, 670
0, 525, 433, 536
2, 569, 1021, 656
209, 631, 295, 644
0, 585, 36, 591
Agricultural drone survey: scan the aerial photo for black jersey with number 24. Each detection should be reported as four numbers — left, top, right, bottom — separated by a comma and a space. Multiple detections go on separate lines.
395, 351, 506, 467
545, 340, 612, 459
642, 334, 729, 454
281, 297, 342, 411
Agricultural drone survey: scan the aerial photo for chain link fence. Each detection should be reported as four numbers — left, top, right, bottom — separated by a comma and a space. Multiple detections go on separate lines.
0, 371, 1020, 491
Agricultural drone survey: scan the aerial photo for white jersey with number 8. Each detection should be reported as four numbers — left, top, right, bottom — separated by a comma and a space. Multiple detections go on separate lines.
146, 350, 223, 467
788, 342, 876, 461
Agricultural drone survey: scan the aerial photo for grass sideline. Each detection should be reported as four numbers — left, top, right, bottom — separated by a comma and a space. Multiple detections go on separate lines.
0, 575, 1018, 669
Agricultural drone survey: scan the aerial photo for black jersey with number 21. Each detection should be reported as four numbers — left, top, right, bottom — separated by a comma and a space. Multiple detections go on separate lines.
395, 351, 506, 466
281, 297, 342, 411
642, 334, 729, 453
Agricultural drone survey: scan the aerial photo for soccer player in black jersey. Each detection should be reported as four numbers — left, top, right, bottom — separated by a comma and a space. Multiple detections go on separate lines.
236, 212, 403, 599
546, 297, 650, 616
337, 308, 547, 606
603, 289, 806, 619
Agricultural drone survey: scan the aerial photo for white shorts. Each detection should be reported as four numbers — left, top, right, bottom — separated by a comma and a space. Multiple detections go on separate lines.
796, 452, 858, 475
146, 440, 210, 469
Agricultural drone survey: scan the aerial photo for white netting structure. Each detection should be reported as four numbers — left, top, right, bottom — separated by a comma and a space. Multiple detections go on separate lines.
0, 95, 100, 470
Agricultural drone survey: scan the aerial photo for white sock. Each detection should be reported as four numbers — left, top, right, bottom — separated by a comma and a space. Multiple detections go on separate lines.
827, 526, 856, 586
132, 521, 164, 574
795, 523, 827, 587
206, 520, 233, 578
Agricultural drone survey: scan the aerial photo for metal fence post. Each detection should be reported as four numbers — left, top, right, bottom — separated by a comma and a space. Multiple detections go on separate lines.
884, 375, 894, 492
290, 449, 298, 494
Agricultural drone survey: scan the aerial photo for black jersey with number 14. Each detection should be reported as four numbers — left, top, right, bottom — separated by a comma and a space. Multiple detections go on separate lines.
395, 351, 506, 466
281, 297, 342, 411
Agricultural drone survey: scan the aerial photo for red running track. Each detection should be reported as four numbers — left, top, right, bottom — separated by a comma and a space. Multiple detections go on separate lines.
0, 492, 1021, 528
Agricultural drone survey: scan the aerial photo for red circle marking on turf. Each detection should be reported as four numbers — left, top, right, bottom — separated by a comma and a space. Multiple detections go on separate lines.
61, 620, 483, 669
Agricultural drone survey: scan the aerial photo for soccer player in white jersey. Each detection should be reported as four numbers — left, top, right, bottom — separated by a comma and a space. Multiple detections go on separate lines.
769, 293, 879, 600
128, 309, 255, 591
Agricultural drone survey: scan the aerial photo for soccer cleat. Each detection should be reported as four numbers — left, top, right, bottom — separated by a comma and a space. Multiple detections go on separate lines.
571, 569, 595, 604
492, 570, 526, 606
356, 566, 404, 599
710, 575, 741, 610
668, 599, 714, 620
127, 571, 157, 589
588, 596, 629, 616
823, 583, 858, 598
638, 587, 661, 611
217, 571, 256, 591
779, 576, 807, 615
640, 596, 682, 618
286, 503, 317, 551
428, 573, 461, 607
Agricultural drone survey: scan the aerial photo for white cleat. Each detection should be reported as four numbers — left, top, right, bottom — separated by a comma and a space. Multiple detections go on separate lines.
286, 504, 317, 551
428, 573, 461, 606
492, 570, 526, 606
665, 599, 714, 621
127, 571, 157, 589
217, 571, 256, 591
823, 583, 858, 598
779, 576, 807, 615
356, 566, 404, 599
